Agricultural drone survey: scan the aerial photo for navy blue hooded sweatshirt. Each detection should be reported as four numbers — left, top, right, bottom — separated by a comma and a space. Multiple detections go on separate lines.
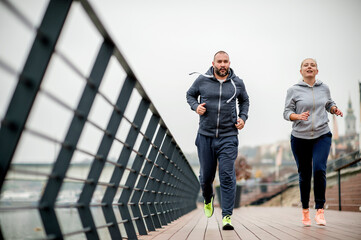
186, 67, 250, 138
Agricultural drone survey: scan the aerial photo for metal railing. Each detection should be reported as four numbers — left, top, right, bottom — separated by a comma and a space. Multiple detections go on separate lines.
238, 181, 289, 206
329, 151, 361, 211
247, 151, 361, 210
326, 150, 359, 174
0, 0, 200, 239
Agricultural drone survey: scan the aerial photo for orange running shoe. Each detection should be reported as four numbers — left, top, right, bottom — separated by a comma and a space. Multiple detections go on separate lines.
315, 209, 326, 226
302, 209, 311, 226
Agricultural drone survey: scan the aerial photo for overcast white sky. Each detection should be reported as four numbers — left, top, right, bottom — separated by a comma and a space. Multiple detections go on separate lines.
89, 0, 361, 153
1, 0, 361, 159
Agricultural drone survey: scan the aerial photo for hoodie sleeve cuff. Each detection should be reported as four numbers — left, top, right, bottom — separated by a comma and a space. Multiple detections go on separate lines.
285, 112, 294, 121
327, 104, 336, 113
192, 103, 199, 111
240, 115, 247, 123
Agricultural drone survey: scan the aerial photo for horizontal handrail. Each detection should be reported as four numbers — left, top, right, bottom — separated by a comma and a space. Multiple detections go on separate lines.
334, 157, 361, 172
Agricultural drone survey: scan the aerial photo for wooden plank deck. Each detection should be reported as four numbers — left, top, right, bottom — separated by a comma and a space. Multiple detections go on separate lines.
139, 206, 361, 240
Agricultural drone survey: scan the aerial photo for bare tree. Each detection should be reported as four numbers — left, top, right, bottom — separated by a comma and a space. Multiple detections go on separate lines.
235, 154, 252, 180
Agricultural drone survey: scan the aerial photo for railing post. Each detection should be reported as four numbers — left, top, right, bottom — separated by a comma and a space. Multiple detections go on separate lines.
117, 99, 149, 239
150, 134, 173, 226
123, 113, 158, 236
139, 126, 166, 230
0, 0, 74, 238
81, 75, 134, 239
0, 0, 73, 188
338, 169, 342, 211
72, 40, 115, 239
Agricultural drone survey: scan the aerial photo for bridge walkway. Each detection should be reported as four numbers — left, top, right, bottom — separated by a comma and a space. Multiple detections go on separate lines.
139, 206, 361, 240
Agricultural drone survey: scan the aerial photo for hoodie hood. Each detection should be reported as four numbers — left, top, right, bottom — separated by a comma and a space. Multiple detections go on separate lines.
296, 79, 323, 87
189, 67, 238, 103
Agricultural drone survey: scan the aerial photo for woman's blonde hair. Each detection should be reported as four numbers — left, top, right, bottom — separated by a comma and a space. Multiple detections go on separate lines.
300, 58, 318, 69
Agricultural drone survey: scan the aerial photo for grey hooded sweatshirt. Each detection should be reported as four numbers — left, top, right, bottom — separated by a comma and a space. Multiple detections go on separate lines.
283, 80, 336, 139
186, 67, 249, 138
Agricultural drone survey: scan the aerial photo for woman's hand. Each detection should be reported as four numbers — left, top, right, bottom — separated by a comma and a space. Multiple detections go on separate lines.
290, 111, 310, 121
331, 106, 343, 117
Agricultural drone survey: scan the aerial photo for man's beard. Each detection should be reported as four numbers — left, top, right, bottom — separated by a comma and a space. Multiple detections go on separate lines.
214, 67, 229, 77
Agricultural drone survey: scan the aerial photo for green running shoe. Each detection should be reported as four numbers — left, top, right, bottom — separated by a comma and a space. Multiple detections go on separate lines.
222, 215, 234, 230
204, 196, 214, 218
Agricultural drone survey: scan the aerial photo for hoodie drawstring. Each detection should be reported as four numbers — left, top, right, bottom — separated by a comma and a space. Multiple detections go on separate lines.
189, 72, 213, 78
226, 79, 237, 103
189, 72, 237, 104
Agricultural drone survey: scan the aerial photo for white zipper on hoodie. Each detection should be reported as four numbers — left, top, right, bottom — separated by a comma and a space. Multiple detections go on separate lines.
189, 72, 237, 138
311, 87, 315, 137
216, 81, 223, 138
